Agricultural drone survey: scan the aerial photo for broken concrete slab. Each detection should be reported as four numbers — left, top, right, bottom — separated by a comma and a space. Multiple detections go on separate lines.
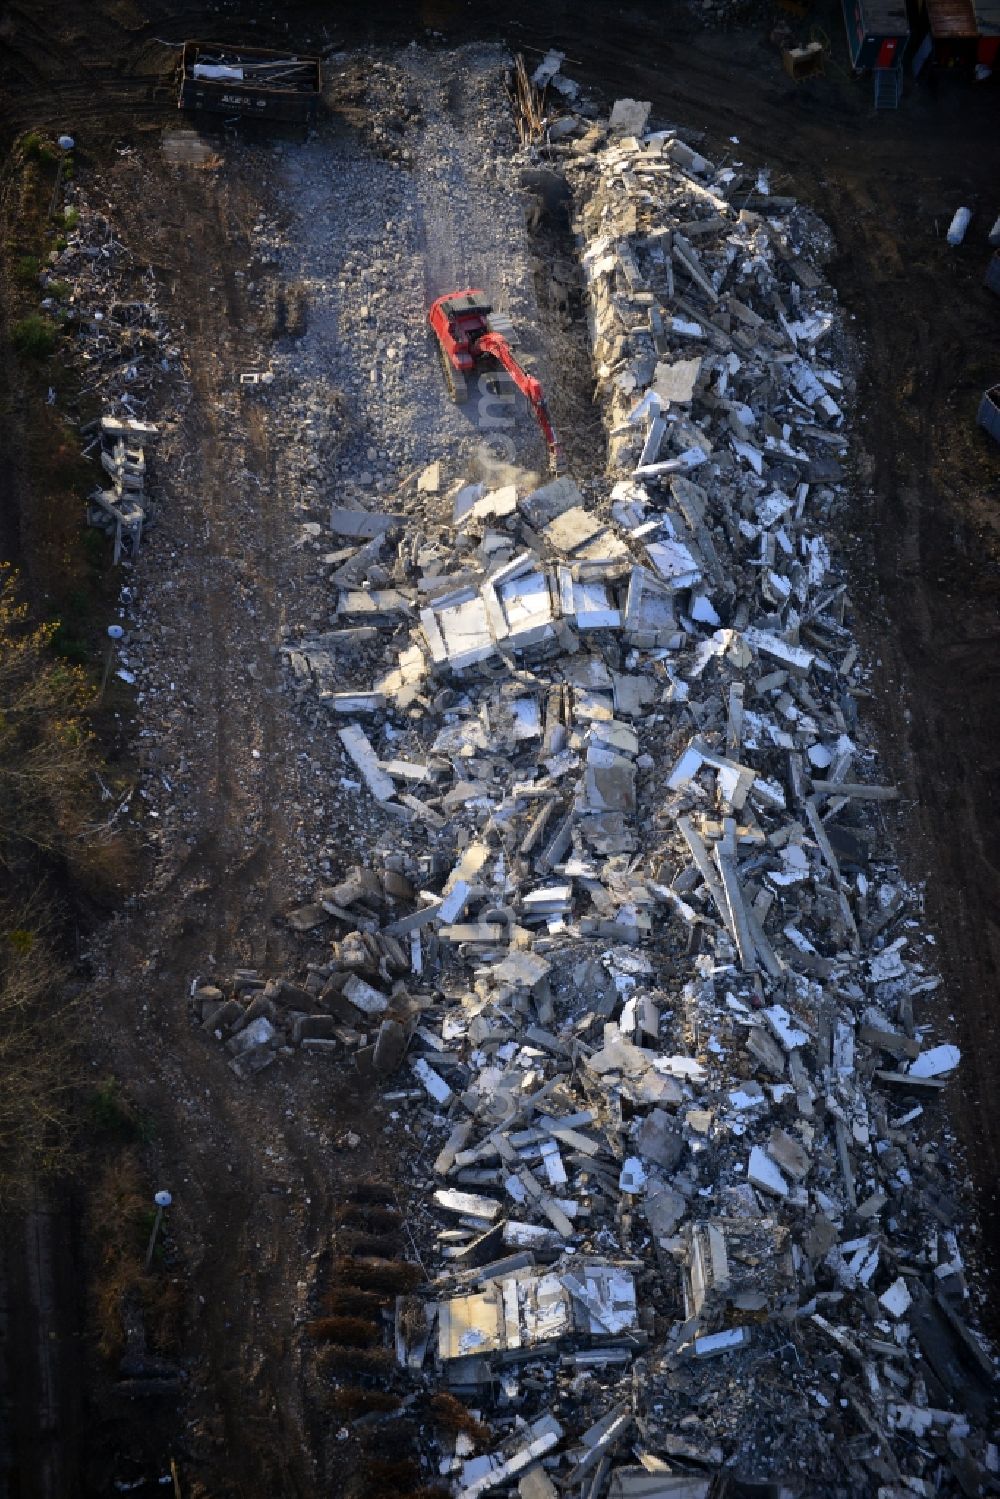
652, 356, 702, 405
517, 476, 585, 530
608, 98, 651, 136
329, 505, 405, 538
338, 723, 396, 802
748, 1145, 789, 1199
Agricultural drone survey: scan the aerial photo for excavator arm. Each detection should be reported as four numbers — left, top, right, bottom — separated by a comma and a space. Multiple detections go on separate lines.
476, 331, 562, 470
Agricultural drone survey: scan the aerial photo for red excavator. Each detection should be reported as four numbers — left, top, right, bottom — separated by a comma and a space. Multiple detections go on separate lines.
428, 289, 561, 470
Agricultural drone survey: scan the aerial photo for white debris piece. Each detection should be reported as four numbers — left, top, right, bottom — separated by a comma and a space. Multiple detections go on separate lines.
748, 1145, 789, 1199
692, 1327, 753, 1357
653, 357, 701, 404
531, 49, 565, 88
619, 1156, 647, 1193
412, 1058, 453, 1105
763, 1004, 810, 1051
343, 975, 389, 1016
909, 1044, 960, 1078
338, 723, 396, 802
233, 1016, 274, 1049
434, 1189, 502, 1222
869, 938, 908, 982
655, 1054, 707, 1082
417, 460, 441, 493
879, 1277, 913, 1319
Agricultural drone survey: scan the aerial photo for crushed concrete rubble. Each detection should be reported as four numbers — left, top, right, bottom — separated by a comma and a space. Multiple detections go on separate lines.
182, 71, 997, 1499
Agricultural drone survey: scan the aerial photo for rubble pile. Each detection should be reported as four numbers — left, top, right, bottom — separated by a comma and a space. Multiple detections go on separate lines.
560, 112, 846, 493
40, 186, 176, 409
88, 56, 990, 1497
29, 39, 986, 1498
26, 180, 179, 561
187, 89, 998, 1496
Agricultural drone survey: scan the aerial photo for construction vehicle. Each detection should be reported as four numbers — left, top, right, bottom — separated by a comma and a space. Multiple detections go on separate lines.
428, 289, 561, 470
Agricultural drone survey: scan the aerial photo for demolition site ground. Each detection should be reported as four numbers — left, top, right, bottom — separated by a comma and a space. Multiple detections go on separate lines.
0, 2, 998, 1497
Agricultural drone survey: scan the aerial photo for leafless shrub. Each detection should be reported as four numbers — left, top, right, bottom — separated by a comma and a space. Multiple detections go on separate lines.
428, 1392, 492, 1447
336, 1231, 401, 1259
335, 1202, 400, 1234
315, 1344, 394, 1378
324, 1285, 391, 1317
328, 1388, 401, 1418
332, 1256, 421, 1293
307, 1315, 380, 1347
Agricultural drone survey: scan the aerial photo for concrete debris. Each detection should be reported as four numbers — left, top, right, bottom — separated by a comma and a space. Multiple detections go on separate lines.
30, 192, 178, 565
87, 414, 159, 563
181, 68, 994, 1499
609, 99, 652, 137
456, 1413, 563, 1499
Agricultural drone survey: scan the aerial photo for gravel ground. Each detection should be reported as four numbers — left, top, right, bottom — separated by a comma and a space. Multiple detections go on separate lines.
272, 44, 558, 503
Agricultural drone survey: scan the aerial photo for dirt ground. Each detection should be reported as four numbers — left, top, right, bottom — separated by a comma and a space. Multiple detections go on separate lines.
0, 2, 998, 1495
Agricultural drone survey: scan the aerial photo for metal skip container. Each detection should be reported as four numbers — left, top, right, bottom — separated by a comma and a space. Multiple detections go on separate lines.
179, 41, 321, 124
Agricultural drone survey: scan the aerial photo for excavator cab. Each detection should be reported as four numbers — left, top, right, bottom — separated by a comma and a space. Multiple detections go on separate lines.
428, 289, 491, 379
428, 288, 562, 471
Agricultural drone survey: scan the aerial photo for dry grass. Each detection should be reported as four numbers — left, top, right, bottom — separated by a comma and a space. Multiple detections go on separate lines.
0, 563, 134, 906
93, 1259, 145, 1363
87, 1150, 147, 1227
398, 1295, 426, 1346
0, 911, 77, 1200
0, 564, 141, 1200
0, 563, 97, 866
2, 144, 112, 636
69, 830, 140, 908
145, 1277, 186, 1354
2, 146, 130, 695
25, 411, 109, 628
87, 1148, 186, 1361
